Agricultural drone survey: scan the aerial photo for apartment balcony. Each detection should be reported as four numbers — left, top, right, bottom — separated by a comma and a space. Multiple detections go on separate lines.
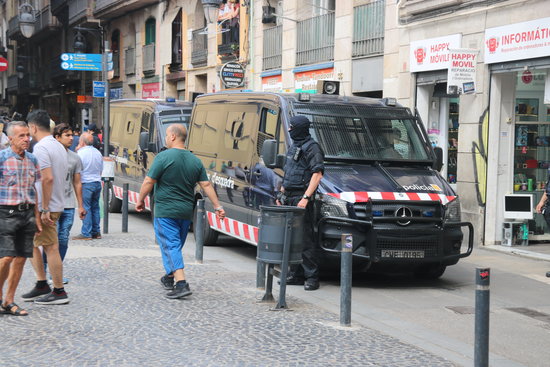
69, 0, 94, 26
263, 25, 282, 71
125, 48, 135, 75
191, 29, 207, 68
142, 44, 155, 76
296, 13, 335, 66
7, 16, 24, 41
352, 1, 385, 58
94, 0, 160, 20
35, 6, 62, 40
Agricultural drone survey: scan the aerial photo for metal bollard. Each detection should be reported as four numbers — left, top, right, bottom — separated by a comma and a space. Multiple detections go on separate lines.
256, 261, 266, 290
194, 199, 205, 264
340, 233, 353, 327
122, 183, 129, 233
102, 181, 109, 234
475, 267, 490, 367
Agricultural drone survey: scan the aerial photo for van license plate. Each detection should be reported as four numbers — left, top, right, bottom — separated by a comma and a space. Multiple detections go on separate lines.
381, 250, 425, 258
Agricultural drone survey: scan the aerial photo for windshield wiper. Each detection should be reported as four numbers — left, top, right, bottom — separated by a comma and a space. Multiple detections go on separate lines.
375, 162, 405, 191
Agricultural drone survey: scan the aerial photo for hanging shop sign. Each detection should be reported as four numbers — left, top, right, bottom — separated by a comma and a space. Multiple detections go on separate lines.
220, 62, 245, 88
410, 34, 462, 73
142, 82, 161, 99
447, 49, 479, 95
261, 74, 283, 93
484, 17, 550, 64
294, 68, 334, 93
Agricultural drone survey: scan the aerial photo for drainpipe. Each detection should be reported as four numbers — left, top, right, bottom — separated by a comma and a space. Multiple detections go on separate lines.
248, 0, 255, 90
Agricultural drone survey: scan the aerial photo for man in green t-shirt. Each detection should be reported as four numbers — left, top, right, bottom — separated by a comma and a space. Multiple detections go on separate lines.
136, 124, 225, 299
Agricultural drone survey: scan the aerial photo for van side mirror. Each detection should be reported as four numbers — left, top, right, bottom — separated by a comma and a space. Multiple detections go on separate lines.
433, 146, 443, 171
261, 139, 278, 168
139, 132, 150, 152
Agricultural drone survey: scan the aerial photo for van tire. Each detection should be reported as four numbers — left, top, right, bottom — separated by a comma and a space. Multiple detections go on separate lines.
193, 205, 219, 246
414, 264, 446, 279
108, 186, 122, 213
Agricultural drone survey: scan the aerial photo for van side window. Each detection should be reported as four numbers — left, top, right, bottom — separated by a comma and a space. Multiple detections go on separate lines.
258, 107, 280, 155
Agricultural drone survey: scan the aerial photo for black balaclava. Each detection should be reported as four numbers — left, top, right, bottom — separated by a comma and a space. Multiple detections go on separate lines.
289, 115, 311, 143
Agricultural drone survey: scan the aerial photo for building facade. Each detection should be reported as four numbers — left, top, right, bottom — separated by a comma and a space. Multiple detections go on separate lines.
387, 0, 550, 246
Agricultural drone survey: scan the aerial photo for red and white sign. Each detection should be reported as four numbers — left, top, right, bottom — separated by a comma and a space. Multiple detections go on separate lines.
484, 17, 550, 64
447, 48, 478, 94
410, 34, 462, 72
294, 68, 334, 93
0, 57, 7, 72
142, 82, 161, 99
261, 74, 283, 93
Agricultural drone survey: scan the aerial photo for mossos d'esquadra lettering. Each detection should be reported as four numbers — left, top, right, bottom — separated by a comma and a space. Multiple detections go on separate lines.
208, 173, 235, 189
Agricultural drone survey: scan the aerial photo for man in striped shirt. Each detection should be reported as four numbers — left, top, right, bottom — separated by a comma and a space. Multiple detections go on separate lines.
0, 121, 41, 316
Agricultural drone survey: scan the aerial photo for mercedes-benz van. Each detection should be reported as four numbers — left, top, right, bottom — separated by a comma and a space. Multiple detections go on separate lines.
187, 92, 473, 278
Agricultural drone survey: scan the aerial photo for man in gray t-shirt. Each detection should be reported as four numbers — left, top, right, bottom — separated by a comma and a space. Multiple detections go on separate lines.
42, 124, 86, 281
22, 110, 70, 305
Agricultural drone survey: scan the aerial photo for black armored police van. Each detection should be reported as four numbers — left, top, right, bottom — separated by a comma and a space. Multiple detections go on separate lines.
107, 98, 193, 212
187, 92, 473, 278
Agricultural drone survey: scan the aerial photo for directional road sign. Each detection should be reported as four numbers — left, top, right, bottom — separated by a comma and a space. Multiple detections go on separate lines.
60, 53, 112, 71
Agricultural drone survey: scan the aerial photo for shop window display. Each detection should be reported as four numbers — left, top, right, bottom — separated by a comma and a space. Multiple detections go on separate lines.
447, 98, 459, 184
513, 69, 550, 236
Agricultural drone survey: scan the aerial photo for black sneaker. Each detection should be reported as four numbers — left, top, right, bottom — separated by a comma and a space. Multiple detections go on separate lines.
21, 284, 51, 301
304, 278, 320, 291
160, 275, 174, 290
166, 281, 192, 299
34, 291, 69, 305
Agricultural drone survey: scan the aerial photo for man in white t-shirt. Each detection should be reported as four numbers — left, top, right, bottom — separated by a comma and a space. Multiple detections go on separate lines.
21, 110, 70, 305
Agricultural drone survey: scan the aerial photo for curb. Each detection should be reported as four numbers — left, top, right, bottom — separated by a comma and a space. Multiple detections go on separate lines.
482, 244, 550, 262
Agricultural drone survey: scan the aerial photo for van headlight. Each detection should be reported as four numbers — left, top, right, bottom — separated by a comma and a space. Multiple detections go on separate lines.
444, 198, 461, 222
320, 194, 349, 218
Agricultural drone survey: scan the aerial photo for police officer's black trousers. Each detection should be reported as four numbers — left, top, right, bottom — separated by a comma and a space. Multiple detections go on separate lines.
286, 194, 320, 281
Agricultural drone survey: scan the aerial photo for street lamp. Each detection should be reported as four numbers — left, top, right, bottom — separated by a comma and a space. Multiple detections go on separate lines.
201, 0, 222, 24
19, 3, 36, 39
16, 62, 25, 79
73, 31, 87, 53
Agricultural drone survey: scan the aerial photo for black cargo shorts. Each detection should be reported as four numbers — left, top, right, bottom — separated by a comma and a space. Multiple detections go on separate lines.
0, 206, 36, 258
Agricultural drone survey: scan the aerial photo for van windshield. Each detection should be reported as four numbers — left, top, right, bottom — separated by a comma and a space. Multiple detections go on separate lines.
159, 114, 191, 139
292, 103, 430, 162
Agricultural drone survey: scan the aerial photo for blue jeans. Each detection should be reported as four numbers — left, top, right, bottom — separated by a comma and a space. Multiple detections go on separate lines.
154, 217, 191, 275
82, 181, 102, 238
43, 208, 75, 270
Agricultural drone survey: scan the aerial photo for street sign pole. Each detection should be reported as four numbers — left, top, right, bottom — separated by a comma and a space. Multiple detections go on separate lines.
102, 39, 110, 234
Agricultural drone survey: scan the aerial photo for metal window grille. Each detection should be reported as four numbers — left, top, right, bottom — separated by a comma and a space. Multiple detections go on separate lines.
142, 43, 155, 73
191, 29, 208, 67
296, 13, 335, 66
263, 25, 282, 71
352, 0, 385, 58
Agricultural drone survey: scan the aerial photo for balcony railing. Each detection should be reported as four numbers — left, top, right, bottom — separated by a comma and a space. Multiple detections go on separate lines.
296, 13, 335, 66
142, 43, 155, 75
36, 5, 61, 34
191, 29, 207, 67
112, 52, 120, 78
353, 1, 385, 58
69, 0, 91, 25
263, 25, 282, 71
125, 48, 135, 75
7, 75, 19, 93
7, 16, 21, 40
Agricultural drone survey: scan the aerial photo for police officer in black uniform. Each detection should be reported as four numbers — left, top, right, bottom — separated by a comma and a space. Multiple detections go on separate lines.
276, 115, 324, 290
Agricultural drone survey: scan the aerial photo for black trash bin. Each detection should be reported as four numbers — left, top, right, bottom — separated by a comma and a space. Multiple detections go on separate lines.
257, 205, 306, 265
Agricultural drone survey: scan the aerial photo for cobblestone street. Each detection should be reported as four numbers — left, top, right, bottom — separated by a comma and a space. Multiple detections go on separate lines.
1, 229, 457, 366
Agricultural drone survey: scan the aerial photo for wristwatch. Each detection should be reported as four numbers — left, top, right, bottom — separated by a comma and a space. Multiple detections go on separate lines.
40, 208, 50, 213
215, 206, 224, 211
302, 194, 310, 200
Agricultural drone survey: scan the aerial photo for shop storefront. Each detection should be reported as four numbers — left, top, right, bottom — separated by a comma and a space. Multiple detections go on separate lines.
410, 34, 462, 189
485, 17, 550, 245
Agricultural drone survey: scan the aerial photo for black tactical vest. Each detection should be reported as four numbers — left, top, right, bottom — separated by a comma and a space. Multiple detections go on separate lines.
282, 139, 316, 190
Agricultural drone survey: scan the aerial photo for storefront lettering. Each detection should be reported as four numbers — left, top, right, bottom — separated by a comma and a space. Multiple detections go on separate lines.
430, 43, 450, 53
502, 27, 550, 45
430, 54, 449, 63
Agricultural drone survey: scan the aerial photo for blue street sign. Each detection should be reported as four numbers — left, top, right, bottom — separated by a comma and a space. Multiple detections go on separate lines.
60, 53, 104, 71
93, 81, 106, 98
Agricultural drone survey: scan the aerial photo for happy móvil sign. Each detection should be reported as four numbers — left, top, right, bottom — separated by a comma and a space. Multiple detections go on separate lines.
220, 62, 245, 88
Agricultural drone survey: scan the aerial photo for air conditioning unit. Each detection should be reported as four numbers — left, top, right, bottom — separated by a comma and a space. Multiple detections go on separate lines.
317, 80, 340, 95
262, 6, 276, 23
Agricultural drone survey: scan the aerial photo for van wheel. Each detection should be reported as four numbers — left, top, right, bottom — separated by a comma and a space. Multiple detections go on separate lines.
414, 264, 446, 279
193, 205, 219, 246
108, 186, 122, 213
